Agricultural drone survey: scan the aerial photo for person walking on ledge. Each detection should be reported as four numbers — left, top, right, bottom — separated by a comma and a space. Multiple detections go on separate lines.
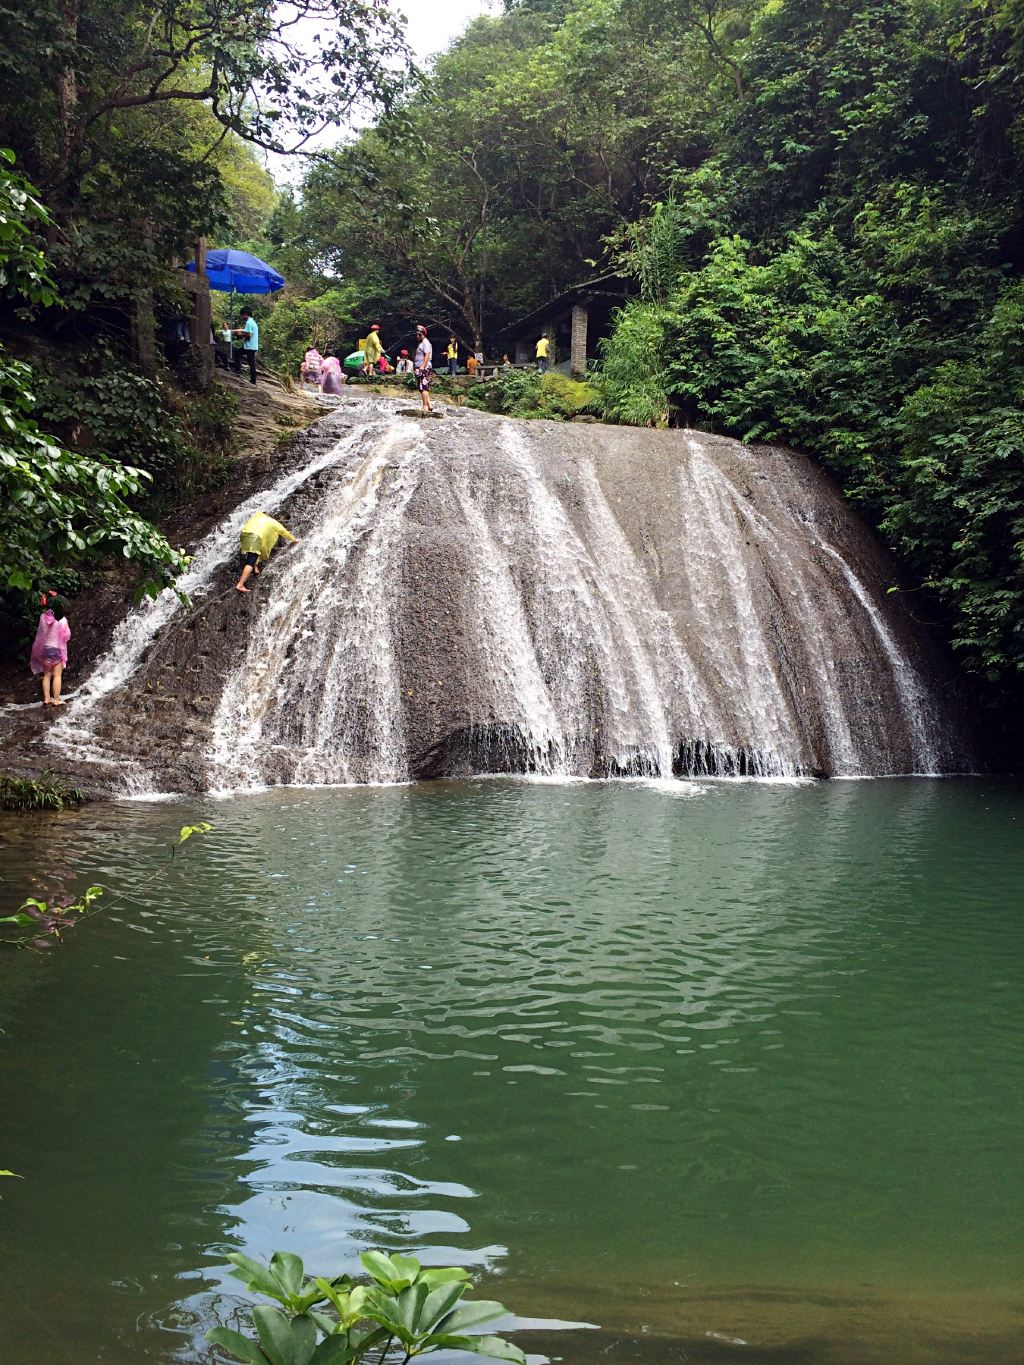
535, 333, 550, 374
232, 308, 259, 384
236, 511, 298, 592
414, 324, 433, 414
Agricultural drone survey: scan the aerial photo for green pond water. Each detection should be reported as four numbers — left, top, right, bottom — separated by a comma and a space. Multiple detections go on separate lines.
0, 777, 1022, 1365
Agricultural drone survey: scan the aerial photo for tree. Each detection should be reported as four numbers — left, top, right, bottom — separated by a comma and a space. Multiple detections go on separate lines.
0, 0, 410, 200
0, 150, 188, 605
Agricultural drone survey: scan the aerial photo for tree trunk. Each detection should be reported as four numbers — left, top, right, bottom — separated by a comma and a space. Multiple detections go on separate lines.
54, 0, 80, 178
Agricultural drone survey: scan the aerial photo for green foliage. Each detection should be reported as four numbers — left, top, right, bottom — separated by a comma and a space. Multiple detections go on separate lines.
468, 369, 599, 420
593, 303, 670, 427
31, 357, 222, 503
208, 1249, 524, 1365
0, 153, 189, 609
259, 287, 362, 376
281, 0, 755, 350
0, 148, 57, 307
598, 0, 1024, 701
0, 350, 190, 598
0, 771, 85, 812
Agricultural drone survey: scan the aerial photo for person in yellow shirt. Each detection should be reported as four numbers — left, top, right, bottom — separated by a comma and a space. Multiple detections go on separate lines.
446, 337, 458, 375
535, 334, 550, 373
235, 511, 298, 592
362, 324, 383, 376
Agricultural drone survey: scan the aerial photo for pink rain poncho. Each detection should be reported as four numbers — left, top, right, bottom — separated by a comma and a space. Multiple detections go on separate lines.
319, 355, 344, 394
30, 610, 71, 675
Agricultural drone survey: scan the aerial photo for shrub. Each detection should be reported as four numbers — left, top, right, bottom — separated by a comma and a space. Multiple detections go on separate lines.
0, 771, 85, 812
468, 369, 599, 420
33, 346, 236, 504
208, 1249, 524, 1365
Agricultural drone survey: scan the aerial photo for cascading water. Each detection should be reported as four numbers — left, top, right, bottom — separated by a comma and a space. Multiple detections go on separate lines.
39, 394, 968, 793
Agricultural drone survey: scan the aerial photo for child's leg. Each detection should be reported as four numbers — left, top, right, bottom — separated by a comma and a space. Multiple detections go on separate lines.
51, 663, 64, 704
41, 668, 52, 704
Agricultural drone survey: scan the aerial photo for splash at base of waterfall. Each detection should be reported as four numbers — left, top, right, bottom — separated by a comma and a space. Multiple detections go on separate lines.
40, 396, 970, 794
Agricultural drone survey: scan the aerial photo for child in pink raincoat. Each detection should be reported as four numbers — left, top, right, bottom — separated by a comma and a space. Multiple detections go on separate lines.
30, 592, 71, 706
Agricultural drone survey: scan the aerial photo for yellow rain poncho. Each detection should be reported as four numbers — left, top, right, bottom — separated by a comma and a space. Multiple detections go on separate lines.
363, 330, 383, 364
239, 512, 296, 564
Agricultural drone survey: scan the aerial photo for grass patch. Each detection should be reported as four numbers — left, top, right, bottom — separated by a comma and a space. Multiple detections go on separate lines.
0, 771, 86, 812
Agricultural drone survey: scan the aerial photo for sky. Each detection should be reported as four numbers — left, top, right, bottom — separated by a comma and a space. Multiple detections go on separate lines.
393, 0, 494, 65
268, 0, 495, 184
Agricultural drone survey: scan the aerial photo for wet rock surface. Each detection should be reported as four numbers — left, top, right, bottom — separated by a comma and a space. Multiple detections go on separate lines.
0, 396, 976, 795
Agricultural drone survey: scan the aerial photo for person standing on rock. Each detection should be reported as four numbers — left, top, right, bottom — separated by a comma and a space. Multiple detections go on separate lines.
535, 333, 550, 374
236, 511, 298, 592
362, 323, 383, 376
30, 592, 71, 706
413, 324, 433, 414
446, 336, 458, 375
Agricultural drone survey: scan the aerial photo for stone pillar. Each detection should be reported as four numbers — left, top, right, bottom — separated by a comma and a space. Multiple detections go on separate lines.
570, 303, 588, 376
190, 236, 214, 390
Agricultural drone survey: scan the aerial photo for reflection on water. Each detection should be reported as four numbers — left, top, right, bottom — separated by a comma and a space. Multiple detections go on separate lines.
1, 778, 1022, 1364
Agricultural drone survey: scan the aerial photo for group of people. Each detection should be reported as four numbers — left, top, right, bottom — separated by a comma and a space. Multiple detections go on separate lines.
297, 321, 554, 402
445, 338, 487, 375
300, 347, 346, 394
215, 309, 260, 384
296, 323, 435, 411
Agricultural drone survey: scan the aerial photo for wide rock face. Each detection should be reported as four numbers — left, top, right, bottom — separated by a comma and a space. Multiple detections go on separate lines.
42, 397, 970, 793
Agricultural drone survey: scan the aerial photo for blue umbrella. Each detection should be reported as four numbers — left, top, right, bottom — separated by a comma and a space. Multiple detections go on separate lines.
188, 248, 284, 294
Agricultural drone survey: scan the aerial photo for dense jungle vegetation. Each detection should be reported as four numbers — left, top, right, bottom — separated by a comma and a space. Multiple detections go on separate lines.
1, 0, 1022, 713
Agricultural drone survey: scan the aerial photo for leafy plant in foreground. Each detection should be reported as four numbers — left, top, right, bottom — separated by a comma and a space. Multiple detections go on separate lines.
208, 1249, 525, 1365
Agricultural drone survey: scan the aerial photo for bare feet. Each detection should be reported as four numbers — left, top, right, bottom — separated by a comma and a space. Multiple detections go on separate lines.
52, 698, 65, 706
236, 585, 249, 593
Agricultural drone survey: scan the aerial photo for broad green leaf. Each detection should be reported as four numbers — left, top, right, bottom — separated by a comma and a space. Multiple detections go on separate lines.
309, 1337, 360, 1365
270, 1250, 306, 1299
363, 1288, 415, 1343
419, 1281, 466, 1333
206, 1326, 269, 1365
418, 1267, 472, 1290
252, 1307, 317, 1365
227, 1252, 291, 1304
441, 1299, 506, 1334
426, 1333, 525, 1363
360, 1249, 420, 1291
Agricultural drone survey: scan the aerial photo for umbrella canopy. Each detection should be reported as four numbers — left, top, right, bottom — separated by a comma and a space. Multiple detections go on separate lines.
188, 249, 284, 294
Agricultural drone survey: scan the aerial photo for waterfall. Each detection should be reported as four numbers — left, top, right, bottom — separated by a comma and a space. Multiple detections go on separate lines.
208, 421, 427, 788
45, 396, 967, 792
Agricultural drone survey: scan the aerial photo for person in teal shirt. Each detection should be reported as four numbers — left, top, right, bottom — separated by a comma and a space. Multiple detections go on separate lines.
232, 308, 259, 385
